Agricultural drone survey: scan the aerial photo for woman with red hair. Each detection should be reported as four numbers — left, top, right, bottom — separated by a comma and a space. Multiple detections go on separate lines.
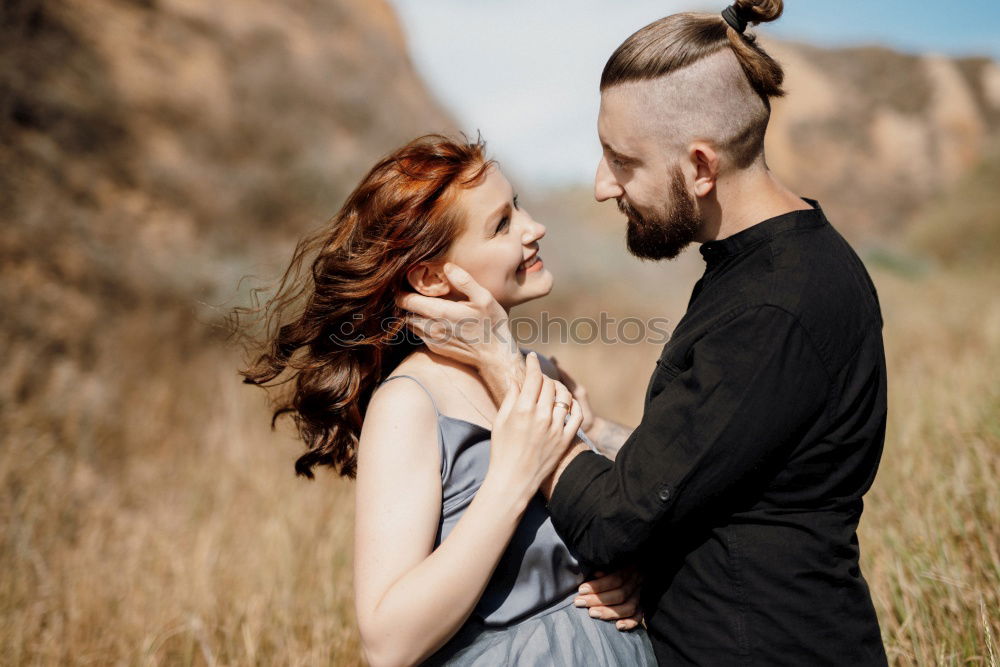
236, 135, 656, 665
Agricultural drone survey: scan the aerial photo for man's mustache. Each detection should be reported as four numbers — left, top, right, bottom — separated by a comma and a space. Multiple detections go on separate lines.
616, 197, 643, 225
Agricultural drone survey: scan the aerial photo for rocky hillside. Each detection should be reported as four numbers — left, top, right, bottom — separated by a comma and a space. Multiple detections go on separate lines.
764, 40, 1000, 239
0, 0, 453, 458
1, 0, 453, 294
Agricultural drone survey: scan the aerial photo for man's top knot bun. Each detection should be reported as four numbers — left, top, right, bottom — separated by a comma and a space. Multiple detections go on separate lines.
732, 0, 783, 26
601, 0, 787, 100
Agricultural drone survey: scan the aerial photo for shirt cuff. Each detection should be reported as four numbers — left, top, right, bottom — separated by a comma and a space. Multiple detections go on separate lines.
546, 450, 612, 539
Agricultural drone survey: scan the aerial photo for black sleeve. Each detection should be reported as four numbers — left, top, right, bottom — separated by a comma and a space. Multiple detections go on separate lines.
546, 305, 831, 570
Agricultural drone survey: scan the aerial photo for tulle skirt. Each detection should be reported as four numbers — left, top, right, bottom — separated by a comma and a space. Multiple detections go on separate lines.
422, 595, 657, 666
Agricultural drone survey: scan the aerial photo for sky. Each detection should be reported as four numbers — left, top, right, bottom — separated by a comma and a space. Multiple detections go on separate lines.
387, 1, 1000, 187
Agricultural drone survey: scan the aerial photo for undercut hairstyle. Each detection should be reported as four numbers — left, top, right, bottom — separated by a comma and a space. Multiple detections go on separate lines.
601, 0, 785, 168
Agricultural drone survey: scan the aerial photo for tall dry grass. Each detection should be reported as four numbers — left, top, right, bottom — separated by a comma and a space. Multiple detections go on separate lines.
1, 261, 997, 665
859, 267, 999, 665
0, 309, 363, 665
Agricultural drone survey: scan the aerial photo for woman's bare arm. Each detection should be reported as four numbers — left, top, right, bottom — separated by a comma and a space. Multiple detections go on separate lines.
354, 355, 583, 666
354, 379, 535, 667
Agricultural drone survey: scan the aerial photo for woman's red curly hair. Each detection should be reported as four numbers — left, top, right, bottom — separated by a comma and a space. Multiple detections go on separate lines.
230, 134, 494, 478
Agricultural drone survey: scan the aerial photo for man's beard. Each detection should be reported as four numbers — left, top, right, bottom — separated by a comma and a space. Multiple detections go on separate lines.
619, 167, 701, 260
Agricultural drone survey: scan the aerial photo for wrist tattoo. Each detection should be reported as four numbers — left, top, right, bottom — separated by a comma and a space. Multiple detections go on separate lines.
591, 418, 634, 460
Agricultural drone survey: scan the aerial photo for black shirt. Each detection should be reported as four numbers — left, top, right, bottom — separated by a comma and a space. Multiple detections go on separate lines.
547, 200, 888, 666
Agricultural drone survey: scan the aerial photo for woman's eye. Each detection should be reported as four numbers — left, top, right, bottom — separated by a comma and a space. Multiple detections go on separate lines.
495, 216, 510, 234
513, 195, 520, 210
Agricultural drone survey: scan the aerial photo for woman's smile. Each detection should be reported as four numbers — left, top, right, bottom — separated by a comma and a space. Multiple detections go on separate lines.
519, 254, 544, 274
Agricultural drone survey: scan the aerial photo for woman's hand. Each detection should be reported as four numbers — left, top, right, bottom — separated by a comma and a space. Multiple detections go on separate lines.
575, 566, 644, 631
487, 352, 584, 500
547, 356, 594, 433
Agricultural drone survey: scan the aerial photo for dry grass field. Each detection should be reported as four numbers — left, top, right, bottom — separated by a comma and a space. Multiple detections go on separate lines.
2, 253, 997, 665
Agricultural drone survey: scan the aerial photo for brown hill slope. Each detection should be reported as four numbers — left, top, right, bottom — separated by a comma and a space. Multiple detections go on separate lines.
764, 40, 1000, 239
2, 1, 453, 660
0, 0, 453, 457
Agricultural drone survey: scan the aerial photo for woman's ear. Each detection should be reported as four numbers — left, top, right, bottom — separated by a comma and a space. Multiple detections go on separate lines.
406, 262, 451, 297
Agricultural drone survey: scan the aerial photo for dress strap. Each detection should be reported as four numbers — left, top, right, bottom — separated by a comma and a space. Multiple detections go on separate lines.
378, 375, 447, 479
381, 374, 600, 455
379, 375, 442, 417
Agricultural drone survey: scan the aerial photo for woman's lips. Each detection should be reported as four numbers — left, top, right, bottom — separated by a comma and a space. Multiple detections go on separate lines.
521, 255, 543, 273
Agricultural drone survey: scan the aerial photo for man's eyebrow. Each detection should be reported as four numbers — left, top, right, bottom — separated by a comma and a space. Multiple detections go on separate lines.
602, 142, 634, 161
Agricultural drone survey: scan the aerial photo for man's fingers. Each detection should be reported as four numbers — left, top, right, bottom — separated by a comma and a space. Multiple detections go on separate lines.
406, 315, 450, 342
615, 612, 643, 632
585, 600, 640, 621
579, 564, 643, 631
395, 291, 468, 322
579, 571, 625, 595
395, 292, 440, 319
405, 315, 428, 334
442, 263, 493, 307
575, 587, 627, 608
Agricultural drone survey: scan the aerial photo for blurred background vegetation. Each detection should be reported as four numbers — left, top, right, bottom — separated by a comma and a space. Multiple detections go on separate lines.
1, 0, 997, 664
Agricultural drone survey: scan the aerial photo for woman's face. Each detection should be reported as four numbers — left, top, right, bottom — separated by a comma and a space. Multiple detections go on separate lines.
446, 165, 552, 310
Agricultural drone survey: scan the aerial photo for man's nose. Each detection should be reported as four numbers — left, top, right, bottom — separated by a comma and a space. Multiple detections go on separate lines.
594, 156, 624, 202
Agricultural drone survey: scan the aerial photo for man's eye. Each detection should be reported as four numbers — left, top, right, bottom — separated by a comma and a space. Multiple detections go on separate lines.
612, 158, 627, 169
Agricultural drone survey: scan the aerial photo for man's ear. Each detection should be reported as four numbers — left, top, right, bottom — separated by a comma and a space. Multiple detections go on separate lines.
689, 141, 719, 198
406, 262, 451, 297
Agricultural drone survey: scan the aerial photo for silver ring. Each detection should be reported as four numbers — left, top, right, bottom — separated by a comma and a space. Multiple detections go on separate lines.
553, 400, 571, 411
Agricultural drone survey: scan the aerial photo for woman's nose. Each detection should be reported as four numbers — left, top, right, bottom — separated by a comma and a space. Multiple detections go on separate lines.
522, 215, 546, 244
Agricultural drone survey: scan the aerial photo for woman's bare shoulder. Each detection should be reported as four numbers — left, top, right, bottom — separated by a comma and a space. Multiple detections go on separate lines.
376, 351, 441, 400
368, 375, 435, 427
367, 350, 449, 434
360, 365, 442, 475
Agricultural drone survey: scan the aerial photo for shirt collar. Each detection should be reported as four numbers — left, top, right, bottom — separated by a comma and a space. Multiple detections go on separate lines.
699, 198, 827, 265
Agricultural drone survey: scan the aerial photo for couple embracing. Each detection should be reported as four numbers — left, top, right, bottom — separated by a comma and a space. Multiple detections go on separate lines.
241, 2, 889, 665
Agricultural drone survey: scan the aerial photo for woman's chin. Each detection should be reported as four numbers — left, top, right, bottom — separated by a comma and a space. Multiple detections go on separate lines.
509, 273, 554, 307
534, 268, 554, 294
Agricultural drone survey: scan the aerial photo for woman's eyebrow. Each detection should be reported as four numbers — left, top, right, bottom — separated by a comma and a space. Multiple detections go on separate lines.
484, 201, 511, 231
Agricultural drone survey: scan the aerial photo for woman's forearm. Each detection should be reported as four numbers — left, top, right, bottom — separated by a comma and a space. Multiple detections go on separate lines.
360, 472, 533, 667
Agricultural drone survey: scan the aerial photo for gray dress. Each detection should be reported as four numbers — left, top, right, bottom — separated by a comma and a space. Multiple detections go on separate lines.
377, 373, 656, 666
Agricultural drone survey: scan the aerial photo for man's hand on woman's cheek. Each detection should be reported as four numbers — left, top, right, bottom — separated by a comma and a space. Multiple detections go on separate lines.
396, 263, 525, 400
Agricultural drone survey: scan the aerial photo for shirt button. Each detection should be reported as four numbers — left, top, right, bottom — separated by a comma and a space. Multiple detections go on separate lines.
658, 485, 671, 502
